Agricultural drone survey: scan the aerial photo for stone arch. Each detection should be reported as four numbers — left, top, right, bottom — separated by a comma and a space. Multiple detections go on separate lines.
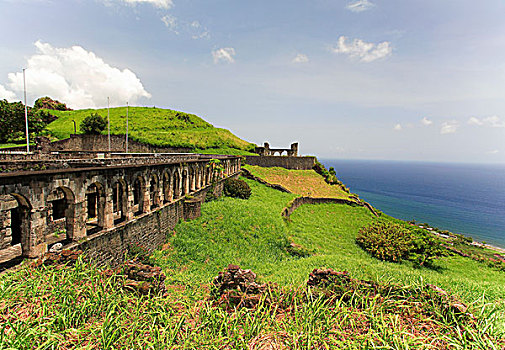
172, 169, 181, 200
47, 186, 76, 241
2, 193, 32, 259
133, 176, 146, 215
111, 178, 128, 224
189, 166, 196, 192
85, 182, 105, 234
162, 170, 172, 203
182, 168, 189, 196
196, 165, 202, 189
149, 173, 161, 209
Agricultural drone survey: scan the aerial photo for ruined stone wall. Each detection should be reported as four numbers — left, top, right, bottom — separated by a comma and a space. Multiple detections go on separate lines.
282, 197, 363, 219
76, 200, 185, 266
50, 134, 194, 153
245, 156, 316, 170
0, 134, 193, 154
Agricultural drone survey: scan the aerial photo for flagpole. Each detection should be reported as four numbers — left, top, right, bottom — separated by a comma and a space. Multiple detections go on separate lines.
107, 97, 111, 152
23, 69, 29, 153
126, 102, 129, 153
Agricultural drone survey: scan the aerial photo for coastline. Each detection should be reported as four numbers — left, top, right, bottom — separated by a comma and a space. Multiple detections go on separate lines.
322, 159, 505, 250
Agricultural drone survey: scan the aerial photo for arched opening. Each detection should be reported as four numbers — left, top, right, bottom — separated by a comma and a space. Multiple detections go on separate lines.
0, 194, 31, 263
182, 169, 189, 196
133, 176, 145, 216
172, 171, 180, 199
163, 171, 171, 203
86, 182, 105, 234
47, 186, 75, 242
112, 179, 128, 224
149, 174, 160, 209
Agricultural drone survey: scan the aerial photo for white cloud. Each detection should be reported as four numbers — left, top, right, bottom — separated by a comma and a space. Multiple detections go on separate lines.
486, 149, 499, 155
161, 15, 178, 34
0, 84, 16, 101
119, 0, 173, 9
6, 41, 151, 109
468, 116, 483, 126
468, 115, 505, 128
212, 48, 236, 64
421, 117, 433, 126
161, 16, 209, 39
332, 36, 392, 63
346, 0, 375, 12
393, 123, 402, 131
440, 120, 459, 134
292, 54, 309, 64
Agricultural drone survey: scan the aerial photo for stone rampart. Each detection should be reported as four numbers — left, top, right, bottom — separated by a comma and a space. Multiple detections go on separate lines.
245, 156, 316, 170
282, 197, 364, 220
0, 134, 193, 154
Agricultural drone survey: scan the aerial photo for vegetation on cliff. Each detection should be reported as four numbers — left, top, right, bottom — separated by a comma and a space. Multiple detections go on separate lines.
243, 165, 353, 200
45, 107, 255, 154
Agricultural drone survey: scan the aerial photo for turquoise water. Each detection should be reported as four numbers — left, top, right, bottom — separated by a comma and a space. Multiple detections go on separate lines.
322, 159, 505, 248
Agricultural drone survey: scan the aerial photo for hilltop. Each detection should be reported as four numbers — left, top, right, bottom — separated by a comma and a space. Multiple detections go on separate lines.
45, 107, 256, 155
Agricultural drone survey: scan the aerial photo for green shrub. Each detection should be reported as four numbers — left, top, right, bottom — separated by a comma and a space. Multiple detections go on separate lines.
357, 220, 445, 266
223, 178, 252, 199
356, 221, 412, 262
80, 113, 106, 135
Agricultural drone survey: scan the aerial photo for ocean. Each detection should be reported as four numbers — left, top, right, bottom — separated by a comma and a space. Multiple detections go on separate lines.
321, 159, 505, 248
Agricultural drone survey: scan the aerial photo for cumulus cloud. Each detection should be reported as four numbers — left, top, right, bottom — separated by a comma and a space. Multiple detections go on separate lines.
292, 54, 309, 64
118, 0, 173, 9
332, 36, 392, 63
6, 41, 151, 109
421, 117, 433, 126
393, 123, 402, 131
0, 84, 16, 101
440, 120, 459, 134
468, 115, 505, 128
212, 48, 236, 64
346, 0, 375, 12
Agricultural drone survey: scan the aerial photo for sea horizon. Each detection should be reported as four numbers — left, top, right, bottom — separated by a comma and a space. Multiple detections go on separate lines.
321, 158, 505, 248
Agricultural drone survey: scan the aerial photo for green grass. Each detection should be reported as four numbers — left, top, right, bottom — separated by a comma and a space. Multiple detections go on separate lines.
45, 107, 255, 152
1, 178, 504, 348
243, 165, 352, 199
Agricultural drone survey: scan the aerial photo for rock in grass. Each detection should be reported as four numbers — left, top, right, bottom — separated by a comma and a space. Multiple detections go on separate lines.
212, 264, 269, 308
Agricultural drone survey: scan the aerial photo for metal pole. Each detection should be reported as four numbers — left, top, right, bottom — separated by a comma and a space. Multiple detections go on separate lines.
23, 69, 29, 153
126, 102, 129, 153
107, 97, 111, 152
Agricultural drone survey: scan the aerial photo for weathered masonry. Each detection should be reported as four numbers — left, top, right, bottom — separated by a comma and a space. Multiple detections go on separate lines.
0, 154, 241, 266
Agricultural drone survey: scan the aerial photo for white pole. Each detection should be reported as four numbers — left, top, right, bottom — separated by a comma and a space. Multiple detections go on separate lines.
23, 69, 29, 153
126, 102, 129, 153
107, 97, 111, 152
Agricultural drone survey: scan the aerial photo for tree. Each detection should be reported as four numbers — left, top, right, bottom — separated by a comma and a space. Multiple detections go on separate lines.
34, 96, 71, 111
80, 113, 106, 135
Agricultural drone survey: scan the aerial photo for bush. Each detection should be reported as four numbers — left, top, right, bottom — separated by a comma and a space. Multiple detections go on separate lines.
80, 113, 106, 135
357, 220, 445, 265
223, 178, 252, 199
356, 221, 412, 262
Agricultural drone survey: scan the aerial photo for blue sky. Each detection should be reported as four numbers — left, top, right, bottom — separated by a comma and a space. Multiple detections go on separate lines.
1, 0, 505, 163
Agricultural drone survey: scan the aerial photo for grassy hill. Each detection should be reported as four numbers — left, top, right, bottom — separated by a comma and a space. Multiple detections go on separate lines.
1, 177, 504, 348
243, 164, 353, 199
45, 107, 256, 154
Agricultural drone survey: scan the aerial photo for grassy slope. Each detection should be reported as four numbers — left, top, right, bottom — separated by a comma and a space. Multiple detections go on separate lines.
1, 178, 505, 348
45, 107, 255, 154
243, 164, 352, 199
